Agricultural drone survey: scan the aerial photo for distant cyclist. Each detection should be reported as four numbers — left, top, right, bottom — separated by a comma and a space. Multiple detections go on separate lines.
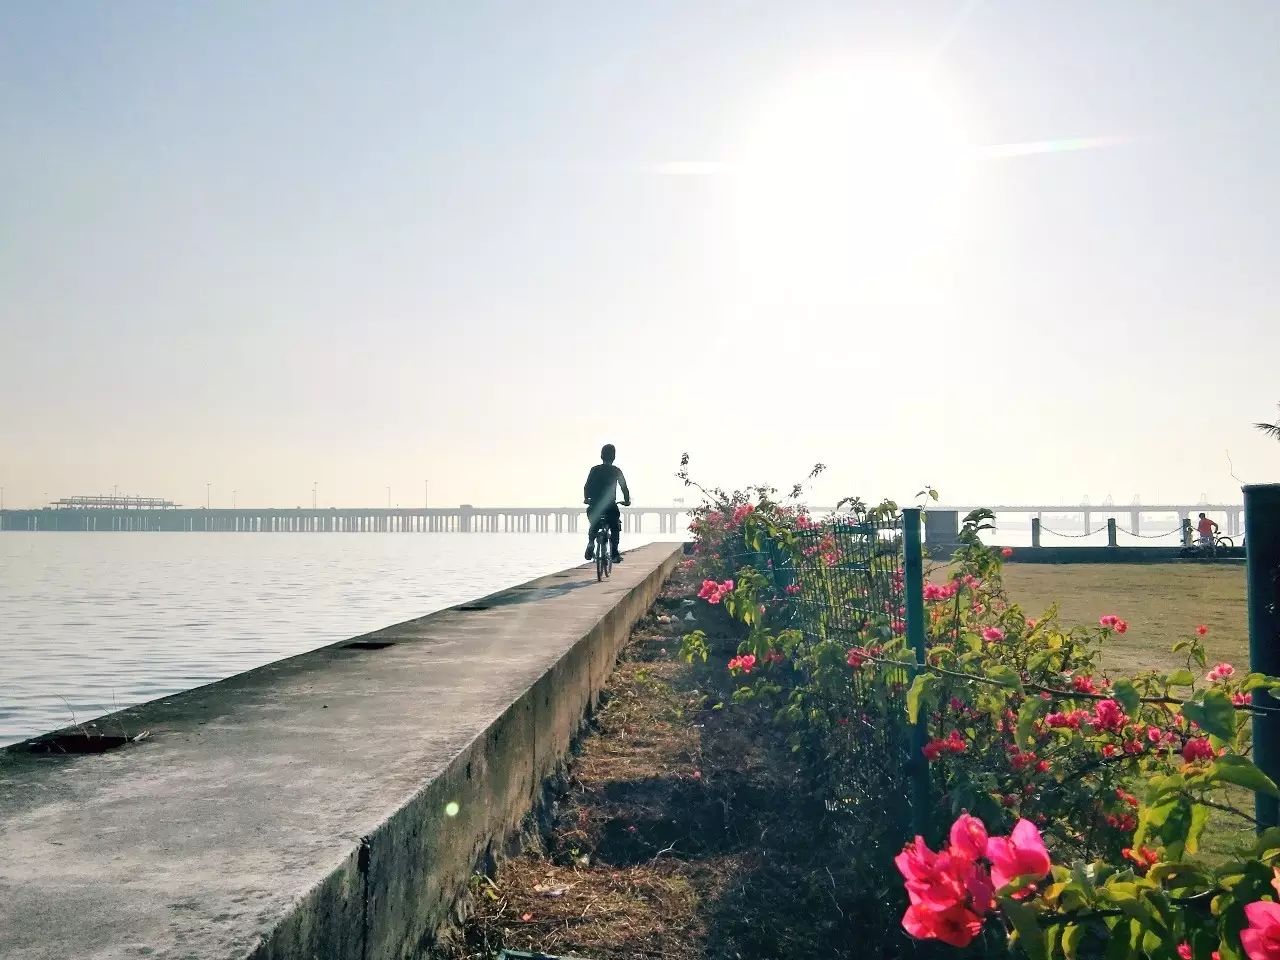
583, 444, 631, 564
1196, 512, 1219, 549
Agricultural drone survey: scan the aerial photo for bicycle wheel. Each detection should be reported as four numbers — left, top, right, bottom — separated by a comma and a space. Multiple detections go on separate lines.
595, 537, 605, 582
1217, 536, 1234, 549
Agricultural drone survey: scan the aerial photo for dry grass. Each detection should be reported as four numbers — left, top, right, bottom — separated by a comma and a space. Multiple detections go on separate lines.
437, 575, 911, 960
998, 563, 1248, 676
436, 578, 768, 960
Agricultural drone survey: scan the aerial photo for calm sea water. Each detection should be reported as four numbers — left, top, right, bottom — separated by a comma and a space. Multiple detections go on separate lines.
0, 532, 677, 746
0, 516, 1188, 746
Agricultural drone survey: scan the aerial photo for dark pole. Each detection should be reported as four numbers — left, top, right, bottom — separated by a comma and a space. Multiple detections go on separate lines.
902, 507, 931, 840
1245, 484, 1280, 829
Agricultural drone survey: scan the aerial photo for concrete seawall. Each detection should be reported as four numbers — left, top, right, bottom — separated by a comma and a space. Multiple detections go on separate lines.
0, 542, 683, 959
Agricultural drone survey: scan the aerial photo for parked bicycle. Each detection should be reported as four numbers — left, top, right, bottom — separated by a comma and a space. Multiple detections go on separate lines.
1179, 532, 1234, 559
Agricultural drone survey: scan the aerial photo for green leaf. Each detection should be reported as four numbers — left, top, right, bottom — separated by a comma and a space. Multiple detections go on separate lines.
905, 672, 941, 725
1062, 922, 1084, 960
1206, 755, 1280, 797
987, 664, 1024, 692
999, 895, 1047, 960
1113, 679, 1141, 715
1255, 826, 1280, 857
1182, 689, 1236, 741
1168, 669, 1196, 686
1187, 802, 1210, 855
1017, 695, 1050, 749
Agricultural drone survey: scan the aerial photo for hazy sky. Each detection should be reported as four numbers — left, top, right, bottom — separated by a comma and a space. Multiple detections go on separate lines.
2, 1, 1278, 510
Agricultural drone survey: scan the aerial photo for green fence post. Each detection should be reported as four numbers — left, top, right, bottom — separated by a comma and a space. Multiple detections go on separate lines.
1245, 484, 1280, 830
902, 507, 931, 840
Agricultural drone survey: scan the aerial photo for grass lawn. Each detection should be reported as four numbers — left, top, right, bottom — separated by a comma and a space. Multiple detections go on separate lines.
999, 562, 1248, 677
998, 561, 1255, 858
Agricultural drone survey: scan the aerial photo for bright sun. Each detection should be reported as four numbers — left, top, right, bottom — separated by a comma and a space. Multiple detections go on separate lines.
731, 59, 975, 306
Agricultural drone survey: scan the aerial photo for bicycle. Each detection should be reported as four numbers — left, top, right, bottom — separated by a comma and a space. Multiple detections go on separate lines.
1179, 533, 1234, 559
592, 515, 612, 582
587, 501, 630, 582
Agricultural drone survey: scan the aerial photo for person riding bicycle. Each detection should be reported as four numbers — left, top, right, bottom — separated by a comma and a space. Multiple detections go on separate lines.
583, 444, 630, 564
1196, 513, 1219, 549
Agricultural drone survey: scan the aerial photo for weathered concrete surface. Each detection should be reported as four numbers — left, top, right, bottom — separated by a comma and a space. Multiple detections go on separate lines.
0, 542, 683, 960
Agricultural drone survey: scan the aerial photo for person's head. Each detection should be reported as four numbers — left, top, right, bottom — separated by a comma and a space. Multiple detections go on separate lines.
600, 444, 616, 464
1199, 512, 1206, 519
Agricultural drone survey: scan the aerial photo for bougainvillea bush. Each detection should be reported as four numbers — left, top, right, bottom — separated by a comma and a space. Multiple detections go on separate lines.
679, 477, 1280, 960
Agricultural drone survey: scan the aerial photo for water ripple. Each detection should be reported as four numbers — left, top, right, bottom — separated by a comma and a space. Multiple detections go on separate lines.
0, 531, 675, 745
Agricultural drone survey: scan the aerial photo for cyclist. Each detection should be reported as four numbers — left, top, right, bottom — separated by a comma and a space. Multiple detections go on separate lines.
583, 444, 631, 564
1196, 513, 1219, 550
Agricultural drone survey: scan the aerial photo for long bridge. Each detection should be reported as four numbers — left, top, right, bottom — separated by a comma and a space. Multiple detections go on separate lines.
0, 501, 1246, 536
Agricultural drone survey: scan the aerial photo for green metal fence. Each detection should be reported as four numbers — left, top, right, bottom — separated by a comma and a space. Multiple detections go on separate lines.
727, 505, 932, 846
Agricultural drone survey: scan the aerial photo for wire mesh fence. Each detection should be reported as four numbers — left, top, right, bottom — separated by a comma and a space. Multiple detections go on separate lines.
721, 507, 930, 850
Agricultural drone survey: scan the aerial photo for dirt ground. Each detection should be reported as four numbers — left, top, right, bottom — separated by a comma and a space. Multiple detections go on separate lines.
433, 572, 908, 960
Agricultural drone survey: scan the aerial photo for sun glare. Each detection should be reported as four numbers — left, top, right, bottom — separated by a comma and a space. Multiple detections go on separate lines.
731, 59, 975, 306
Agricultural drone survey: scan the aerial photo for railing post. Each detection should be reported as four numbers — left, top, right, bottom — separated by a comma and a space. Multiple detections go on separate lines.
1107, 517, 1117, 547
1245, 484, 1280, 830
1182, 518, 1193, 547
1031, 517, 1041, 548
902, 508, 931, 840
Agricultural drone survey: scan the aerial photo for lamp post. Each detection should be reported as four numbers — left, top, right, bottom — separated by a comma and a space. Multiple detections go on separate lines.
312, 482, 317, 509
206, 482, 211, 509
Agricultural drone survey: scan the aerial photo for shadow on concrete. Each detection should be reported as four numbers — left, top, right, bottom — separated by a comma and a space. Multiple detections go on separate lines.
477, 580, 599, 609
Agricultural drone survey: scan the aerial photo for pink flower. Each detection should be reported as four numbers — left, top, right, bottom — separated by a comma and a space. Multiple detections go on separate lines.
923, 731, 967, 762
1026, 618, 1037, 629
697, 578, 734, 605
981, 627, 1005, 643
1182, 737, 1215, 763
727, 654, 757, 674
1001, 547, 1014, 558
764, 650, 784, 665
1197, 624, 1209, 636
1236, 692, 1254, 706
897, 846, 967, 911
1072, 674, 1097, 694
1177, 944, 1192, 960
902, 903, 983, 948
1207, 662, 1236, 683
895, 826, 994, 948
1091, 699, 1128, 733
985, 819, 1051, 890
923, 582, 954, 602
1099, 614, 1119, 629
891, 619, 907, 636
1241, 900, 1280, 960
1046, 710, 1086, 730
949, 813, 988, 862
784, 583, 801, 595
1115, 619, 1129, 634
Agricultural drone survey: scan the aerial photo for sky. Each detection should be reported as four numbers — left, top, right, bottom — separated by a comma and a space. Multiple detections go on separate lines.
2, 1, 1278, 510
